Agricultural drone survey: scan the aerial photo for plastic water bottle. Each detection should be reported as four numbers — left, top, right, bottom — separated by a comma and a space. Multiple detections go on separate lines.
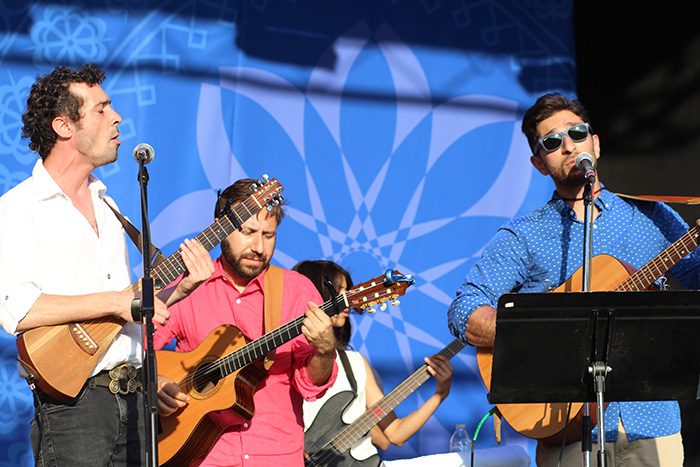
449, 424, 472, 452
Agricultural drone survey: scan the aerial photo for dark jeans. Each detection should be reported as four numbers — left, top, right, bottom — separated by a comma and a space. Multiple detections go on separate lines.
30, 377, 145, 467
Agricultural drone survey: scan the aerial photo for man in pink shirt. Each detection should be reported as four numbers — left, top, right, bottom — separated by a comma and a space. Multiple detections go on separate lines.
155, 178, 338, 466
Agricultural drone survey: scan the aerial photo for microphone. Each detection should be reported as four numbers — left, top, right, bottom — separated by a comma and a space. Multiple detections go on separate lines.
133, 143, 155, 165
575, 152, 596, 183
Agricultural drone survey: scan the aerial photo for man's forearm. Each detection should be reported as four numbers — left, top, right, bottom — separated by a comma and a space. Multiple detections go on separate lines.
465, 305, 497, 347
15, 291, 134, 332
306, 349, 336, 386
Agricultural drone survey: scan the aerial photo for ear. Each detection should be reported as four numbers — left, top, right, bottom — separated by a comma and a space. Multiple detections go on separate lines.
530, 154, 550, 176
592, 134, 601, 160
51, 115, 72, 139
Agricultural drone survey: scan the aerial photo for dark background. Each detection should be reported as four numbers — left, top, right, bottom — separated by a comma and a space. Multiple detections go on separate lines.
575, 3, 700, 464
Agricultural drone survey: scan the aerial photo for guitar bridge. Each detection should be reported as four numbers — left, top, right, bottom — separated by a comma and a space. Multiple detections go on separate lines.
69, 323, 99, 355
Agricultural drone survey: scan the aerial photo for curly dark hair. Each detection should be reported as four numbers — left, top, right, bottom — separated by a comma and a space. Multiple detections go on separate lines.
521, 92, 591, 154
21, 64, 106, 159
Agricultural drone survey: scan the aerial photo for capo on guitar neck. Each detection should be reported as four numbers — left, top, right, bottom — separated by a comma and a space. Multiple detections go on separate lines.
322, 276, 344, 316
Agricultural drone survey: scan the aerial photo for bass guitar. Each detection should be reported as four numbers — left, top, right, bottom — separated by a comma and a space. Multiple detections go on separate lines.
156, 269, 415, 467
476, 225, 700, 444
304, 339, 466, 467
16, 175, 284, 401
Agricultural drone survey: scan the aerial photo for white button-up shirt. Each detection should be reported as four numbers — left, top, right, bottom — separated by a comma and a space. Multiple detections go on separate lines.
0, 159, 141, 375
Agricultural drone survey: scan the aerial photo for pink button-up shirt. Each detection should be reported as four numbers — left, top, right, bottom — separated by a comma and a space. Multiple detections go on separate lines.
154, 257, 338, 466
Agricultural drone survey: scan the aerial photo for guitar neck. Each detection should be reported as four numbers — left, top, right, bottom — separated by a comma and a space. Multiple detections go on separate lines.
151, 197, 263, 287
330, 339, 466, 453
207, 294, 347, 380
614, 226, 700, 292
198, 268, 412, 383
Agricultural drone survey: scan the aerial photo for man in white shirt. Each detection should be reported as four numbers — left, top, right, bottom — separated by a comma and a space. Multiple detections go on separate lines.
0, 64, 213, 466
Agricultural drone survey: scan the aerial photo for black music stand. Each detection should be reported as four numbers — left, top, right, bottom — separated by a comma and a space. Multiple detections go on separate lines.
488, 291, 700, 463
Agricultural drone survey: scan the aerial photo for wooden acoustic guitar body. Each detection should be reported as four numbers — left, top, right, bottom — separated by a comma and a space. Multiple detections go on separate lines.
477, 255, 637, 443
156, 325, 268, 466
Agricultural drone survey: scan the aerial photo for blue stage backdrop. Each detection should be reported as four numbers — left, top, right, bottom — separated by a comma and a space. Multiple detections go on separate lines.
0, 1, 577, 464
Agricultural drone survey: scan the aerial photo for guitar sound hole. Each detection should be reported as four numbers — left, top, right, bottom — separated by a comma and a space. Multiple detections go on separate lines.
192, 365, 220, 394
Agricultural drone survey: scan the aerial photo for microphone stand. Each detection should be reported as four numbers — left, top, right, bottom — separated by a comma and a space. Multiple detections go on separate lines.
580, 178, 609, 467
136, 159, 159, 467
580, 180, 594, 467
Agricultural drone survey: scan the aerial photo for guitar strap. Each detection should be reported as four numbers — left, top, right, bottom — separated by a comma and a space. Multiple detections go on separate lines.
263, 265, 284, 370
103, 199, 166, 267
615, 193, 700, 205
337, 348, 358, 396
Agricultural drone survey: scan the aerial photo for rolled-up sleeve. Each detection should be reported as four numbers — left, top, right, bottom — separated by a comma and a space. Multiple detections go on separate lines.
291, 338, 338, 401
284, 272, 339, 401
0, 283, 41, 335
0, 195, 42, 335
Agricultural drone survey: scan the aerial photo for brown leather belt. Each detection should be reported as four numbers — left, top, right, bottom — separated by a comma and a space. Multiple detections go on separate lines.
92, 364, 142, 395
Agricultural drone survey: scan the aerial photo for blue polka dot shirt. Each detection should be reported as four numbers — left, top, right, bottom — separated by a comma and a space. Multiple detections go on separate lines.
448, 187, 700, 441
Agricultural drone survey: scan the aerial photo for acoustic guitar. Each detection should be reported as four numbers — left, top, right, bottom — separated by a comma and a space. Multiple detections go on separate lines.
476, 225, 700, 444
304, 339, 466, 467
156, 269, 415, 467
16, 176, 284, 402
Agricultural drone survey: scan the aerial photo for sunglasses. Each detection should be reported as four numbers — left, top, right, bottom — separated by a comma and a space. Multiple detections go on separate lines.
535, 123, 592, 153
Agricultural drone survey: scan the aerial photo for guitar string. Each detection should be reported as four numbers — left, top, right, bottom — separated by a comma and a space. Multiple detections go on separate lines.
153, 177, 283, 283
334, 340, 464, 449
151, 196, 261, 285
312, 339, 464, 462
174, 281, 405, 392
477, 227, 700, 446
176, 285, 385, 389
614, 226, 699, 291
31, 187, 280, 396
175, 292, 352, 390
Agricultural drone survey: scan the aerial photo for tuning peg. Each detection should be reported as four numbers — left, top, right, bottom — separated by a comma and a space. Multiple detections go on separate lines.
380, 303, 387, 311
367, 307, 377, 314
391, 299, 400, 306
261, 174, 269, 182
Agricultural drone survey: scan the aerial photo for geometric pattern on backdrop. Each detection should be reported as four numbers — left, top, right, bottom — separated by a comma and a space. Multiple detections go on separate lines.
0, 1, 575, 463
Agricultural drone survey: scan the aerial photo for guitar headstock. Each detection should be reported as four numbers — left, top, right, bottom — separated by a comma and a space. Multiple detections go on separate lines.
345, 269, 415, 314
217, 175, 285, 223
249, 175, 284, 211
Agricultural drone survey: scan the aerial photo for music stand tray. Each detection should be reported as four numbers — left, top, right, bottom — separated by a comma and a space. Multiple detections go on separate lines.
489, 290, 700, 404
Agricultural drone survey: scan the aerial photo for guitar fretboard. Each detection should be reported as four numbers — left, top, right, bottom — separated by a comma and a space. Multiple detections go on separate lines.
151, 194, 267, 288
183, 269, 412, 398
614, 226, 700, 292
195, 293, 349, 382
330, 339, 466, 453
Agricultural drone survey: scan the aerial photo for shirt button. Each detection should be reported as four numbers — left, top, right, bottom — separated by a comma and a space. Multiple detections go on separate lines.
244, 454, 249, 459
107, 274, 111, 279
236, 299, 241, 304
243, 423, 249, 428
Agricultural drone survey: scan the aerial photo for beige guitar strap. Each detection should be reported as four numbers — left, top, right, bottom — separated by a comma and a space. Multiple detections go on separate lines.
263, 265, 284, 370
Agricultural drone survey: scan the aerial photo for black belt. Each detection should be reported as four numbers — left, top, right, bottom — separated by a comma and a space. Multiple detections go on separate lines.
92, 364, 142, 395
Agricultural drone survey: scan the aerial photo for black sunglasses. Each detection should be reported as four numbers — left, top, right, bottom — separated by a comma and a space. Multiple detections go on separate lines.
535, 123, 592, 153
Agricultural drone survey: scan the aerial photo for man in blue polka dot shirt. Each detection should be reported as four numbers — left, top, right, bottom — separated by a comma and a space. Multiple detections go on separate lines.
448, 93, 700, 466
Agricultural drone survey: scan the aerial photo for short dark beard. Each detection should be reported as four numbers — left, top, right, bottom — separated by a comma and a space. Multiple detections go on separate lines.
221, 240, 268, 280
557, 169, 586, 187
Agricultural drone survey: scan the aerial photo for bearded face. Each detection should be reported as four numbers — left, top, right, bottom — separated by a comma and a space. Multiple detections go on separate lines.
220, 210, 277, 282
